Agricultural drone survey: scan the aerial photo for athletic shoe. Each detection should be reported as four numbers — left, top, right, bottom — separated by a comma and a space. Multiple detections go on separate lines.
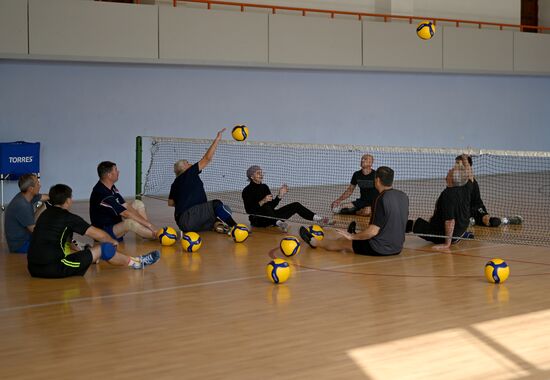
319, 217, 336, 226
469, 217, 476, 226
130, 250, 161, 269
406, 220, 413, 233
489, 217, 502, 227
461, 231, 474, 240
213, 221, 231, 234
299, 226, 315, 248
347, 221, 357, 234
277, 221, 289, 233
506, 215, 523, 225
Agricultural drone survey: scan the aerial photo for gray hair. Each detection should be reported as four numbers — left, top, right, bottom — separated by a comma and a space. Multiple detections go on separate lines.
18, 174, 37, 192
246, 165, 262, 180
173, 160, 187, 175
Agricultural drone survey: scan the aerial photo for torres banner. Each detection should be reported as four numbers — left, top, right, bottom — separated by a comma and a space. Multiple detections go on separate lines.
0, 141, 40, 178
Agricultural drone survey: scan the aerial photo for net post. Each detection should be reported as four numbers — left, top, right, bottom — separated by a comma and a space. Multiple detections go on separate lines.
136, 136, 142, 200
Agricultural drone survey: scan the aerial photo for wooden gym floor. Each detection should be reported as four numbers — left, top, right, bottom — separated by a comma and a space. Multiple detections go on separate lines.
1, 198, 550, 379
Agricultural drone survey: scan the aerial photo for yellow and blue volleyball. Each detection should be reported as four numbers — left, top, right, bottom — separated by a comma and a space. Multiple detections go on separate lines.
485, 258, 510, 284
266, 258, 290, 284
279, 236, 301, 257
181, 232, 202, 252
416, 20, 435, 40
308, 224, 324, 241
231, 223, 249, 243
157, 226, 178, 246
231, 125, 249, 141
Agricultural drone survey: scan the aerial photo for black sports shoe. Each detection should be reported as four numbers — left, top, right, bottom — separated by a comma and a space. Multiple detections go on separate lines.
406, 220, 414, 233
299, 226, 315, 248
347, 221, 357, 234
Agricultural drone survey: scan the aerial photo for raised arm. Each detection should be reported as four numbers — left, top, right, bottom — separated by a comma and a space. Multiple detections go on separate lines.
198, 128, 226, 171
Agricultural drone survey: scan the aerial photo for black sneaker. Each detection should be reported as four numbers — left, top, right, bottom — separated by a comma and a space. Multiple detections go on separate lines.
347, 221, 357, 234
507, 215, 523, 225
299, 226, 315, 248
406, 220, 414, 233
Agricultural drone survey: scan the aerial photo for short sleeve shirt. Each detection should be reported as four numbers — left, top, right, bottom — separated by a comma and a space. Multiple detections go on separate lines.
28, 207, 91, 266
368, 189, 409, 255
89, 182, 127, 227
169, 163, 208, 219
351, 170, 379, 206
4, 193, 40, 252
431, 180, 473, 237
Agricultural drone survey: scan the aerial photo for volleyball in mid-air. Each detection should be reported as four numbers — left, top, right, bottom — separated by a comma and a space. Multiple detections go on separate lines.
231, 224, 250, 243
308, 225, 324, 241
181, 232, 202, 252
157, 226, 178, 246
280, 236, 301, 257
266, 258, 291, 284
416, 20, 435, 40
485, 258, 510, 284
232, 125, 249, 141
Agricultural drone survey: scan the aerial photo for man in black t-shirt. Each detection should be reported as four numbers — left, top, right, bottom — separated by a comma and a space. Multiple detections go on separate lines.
407, 155, 474, 250
455, 155, 522, 228
331, 154, 379, 216
301, 166, 409, 256
90, 161, 157, 241
169, 129, 237, 233
28, 184, 160, 279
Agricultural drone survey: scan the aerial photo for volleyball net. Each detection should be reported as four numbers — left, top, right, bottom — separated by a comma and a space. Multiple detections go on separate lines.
137, 136, 550, 247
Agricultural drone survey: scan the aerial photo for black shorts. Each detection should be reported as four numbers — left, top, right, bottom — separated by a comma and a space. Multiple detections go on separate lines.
352, 239, 400, 256
28, 249, 94, 278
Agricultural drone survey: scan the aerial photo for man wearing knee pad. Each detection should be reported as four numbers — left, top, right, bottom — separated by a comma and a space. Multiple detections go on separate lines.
169, 129, 237, 233
27, 184, 160, 279
90, 161, 157, 241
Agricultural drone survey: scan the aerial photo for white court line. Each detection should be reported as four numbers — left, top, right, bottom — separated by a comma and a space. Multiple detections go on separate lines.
0, 245, 496, 313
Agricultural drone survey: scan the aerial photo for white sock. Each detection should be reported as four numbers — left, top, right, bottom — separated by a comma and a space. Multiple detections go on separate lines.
313, 215, 322, 222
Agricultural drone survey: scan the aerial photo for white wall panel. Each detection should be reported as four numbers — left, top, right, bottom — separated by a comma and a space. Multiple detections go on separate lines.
160, 7, 268, 63
443, 27, 514, 73
0, 0, 28, 55
29, 0, 157, 59
514, 32, 550, 74
363, 21, 442, 71
269, 14, 362, 66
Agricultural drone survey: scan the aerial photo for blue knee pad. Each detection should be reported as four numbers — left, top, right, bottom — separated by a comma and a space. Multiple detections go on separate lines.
100, 243, 116, 261
214, 201, 233, 223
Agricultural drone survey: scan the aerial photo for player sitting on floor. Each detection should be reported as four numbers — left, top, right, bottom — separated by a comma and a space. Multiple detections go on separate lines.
301, 166, 409, 256
27, 184, 160, 278
4, 173, 49, 253
169, 128, 237, 234
331, 154, 379, 216
242, 165, 332, 232
90, 161, 157, 241
455, 154, 522, 227
406, 154, 474, 250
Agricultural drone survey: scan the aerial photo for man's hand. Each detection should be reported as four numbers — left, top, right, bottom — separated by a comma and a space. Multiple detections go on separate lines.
260, 194, 273, 206
334, 229, 353, 240
216, 128, 226, 140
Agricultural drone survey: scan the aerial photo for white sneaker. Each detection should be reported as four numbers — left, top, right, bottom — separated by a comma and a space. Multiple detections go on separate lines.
276, 221, 289, 233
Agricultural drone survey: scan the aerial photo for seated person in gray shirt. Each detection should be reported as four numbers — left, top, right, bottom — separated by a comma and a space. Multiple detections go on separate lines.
301, 166, 409, 256
4, 173, 49, 253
